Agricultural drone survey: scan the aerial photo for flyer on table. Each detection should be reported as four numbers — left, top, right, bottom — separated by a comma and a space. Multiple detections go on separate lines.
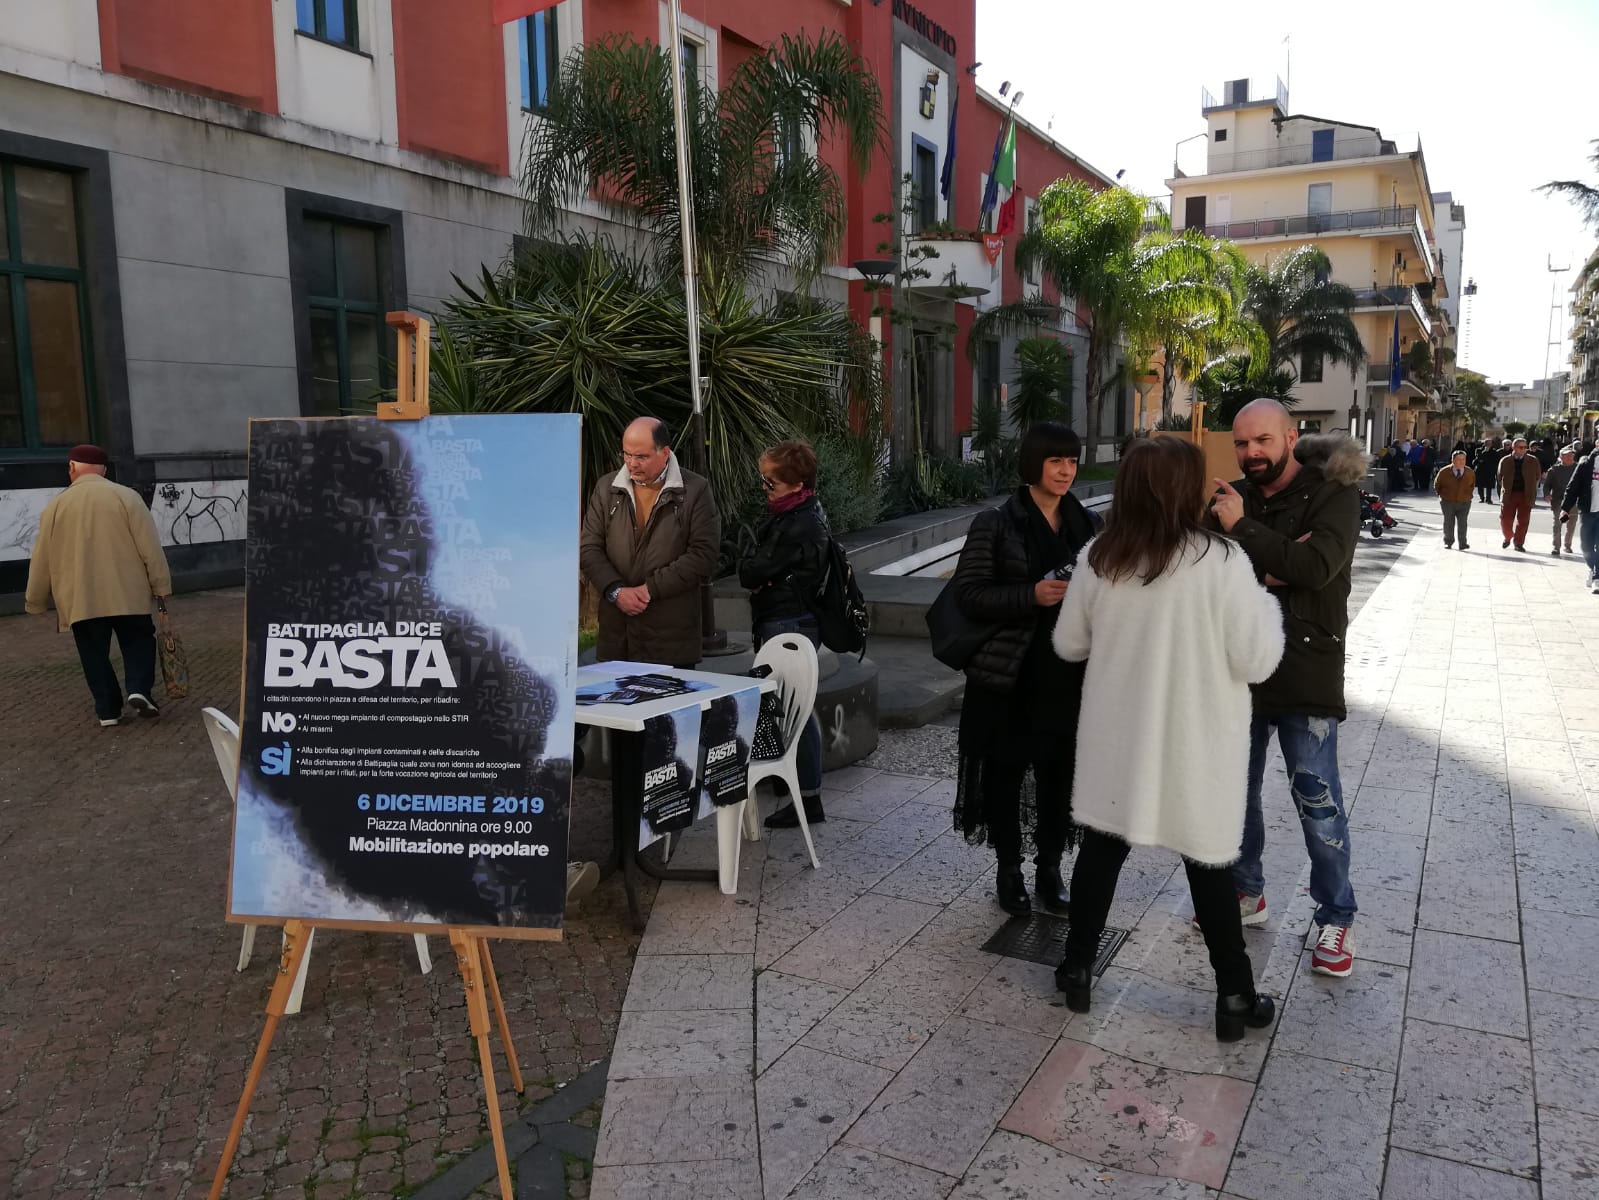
229, 414, 580, 938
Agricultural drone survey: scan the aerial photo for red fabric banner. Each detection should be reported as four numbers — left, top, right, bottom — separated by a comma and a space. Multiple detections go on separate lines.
995, 192, 1017, 238
492, 0, 561, 23
983, 235, 1004, 265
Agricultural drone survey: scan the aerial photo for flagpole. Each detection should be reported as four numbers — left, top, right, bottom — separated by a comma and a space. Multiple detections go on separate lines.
666, 0, 702, 434
665, 0, 724, 652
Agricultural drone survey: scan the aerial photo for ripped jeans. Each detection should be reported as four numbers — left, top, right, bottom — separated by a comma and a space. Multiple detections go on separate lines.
1232, 714, 1358, 928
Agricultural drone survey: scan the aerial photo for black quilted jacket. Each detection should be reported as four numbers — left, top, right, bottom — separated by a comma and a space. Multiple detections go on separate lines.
951, 490, 1099, 692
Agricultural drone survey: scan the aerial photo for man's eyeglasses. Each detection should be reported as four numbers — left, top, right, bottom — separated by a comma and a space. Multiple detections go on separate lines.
620, 451, 658, 465
758, 475, 778, 492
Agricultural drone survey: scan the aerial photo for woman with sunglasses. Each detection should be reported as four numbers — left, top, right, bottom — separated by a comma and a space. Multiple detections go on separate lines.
739, 440, 828, 828
1051, 436, 1284, 1041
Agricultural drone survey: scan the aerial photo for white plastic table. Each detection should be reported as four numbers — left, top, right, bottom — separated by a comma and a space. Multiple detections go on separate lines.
573, 662, 775, 929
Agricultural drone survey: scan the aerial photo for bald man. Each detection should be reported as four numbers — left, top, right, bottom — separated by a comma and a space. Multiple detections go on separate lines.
580, 417, 721, 668
1209, 400, 1364, 978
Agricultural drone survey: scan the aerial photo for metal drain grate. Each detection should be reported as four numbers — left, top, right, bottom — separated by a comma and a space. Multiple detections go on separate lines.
980, 914, 1128, 976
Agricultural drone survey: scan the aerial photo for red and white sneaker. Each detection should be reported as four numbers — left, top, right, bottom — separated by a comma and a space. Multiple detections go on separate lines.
1311, 924, 1355, 977
1194, 892, 1269, 930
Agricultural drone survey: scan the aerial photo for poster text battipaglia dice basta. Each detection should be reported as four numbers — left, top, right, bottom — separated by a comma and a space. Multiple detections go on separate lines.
229, 415, 580, 939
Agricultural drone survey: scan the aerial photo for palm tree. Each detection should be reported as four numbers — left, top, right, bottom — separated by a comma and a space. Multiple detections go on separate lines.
1242, 246, 1366, 380
1130, 231, 1262, 423
980, 183, 1239, 464
523, 31, 883, 295
1193, 354, 1297, 426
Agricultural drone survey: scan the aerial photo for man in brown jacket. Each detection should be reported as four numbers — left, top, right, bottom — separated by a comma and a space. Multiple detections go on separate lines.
1433, 449, 1475, 550
1498, 438, 1542, 552
580, 418, 721, 668
25, 445, 173, 726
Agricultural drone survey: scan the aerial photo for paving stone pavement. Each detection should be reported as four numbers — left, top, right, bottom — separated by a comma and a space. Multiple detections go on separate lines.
592, 493, 1599, 1199
0, 588, 651, 1199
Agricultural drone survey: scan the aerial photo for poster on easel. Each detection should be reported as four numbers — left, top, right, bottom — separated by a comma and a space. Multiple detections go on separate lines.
228, 413, 581, 940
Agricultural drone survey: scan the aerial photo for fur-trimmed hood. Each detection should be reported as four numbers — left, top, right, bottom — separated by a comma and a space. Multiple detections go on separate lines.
1294, 433, 1368, 487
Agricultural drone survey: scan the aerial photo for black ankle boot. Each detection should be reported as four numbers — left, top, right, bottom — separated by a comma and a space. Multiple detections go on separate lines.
1055, 963, 1092, 1012
1034, 862, 1070, 913
1215, 993, 1275, 1042
765, 793, 826, 829
996, 865, 1030, 915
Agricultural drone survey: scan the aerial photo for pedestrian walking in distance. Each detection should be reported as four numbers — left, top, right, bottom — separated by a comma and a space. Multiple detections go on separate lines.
24, 444, 172, 727
1544, 444, 1579, 557
1211, 399, 1363, 978
950, 421, 1100, 916
1052, 437, 1284, 1040
580, 417, 721, 669
1497, 437, 1542, 552
740, 438, 830, 830
1433, 449, 1475, 550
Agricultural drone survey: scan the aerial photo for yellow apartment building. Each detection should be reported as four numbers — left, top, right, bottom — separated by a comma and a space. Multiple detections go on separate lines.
1168, 79, 1452, 444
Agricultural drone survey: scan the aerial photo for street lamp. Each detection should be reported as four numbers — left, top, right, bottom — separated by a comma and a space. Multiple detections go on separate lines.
1173, 131, 1207, 179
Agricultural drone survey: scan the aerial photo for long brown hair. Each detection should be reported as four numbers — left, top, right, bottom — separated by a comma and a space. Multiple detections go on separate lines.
1087, 436, 1226, 585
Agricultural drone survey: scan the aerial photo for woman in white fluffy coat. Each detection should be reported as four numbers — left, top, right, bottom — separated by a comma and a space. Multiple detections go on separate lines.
1050, 437, 1285, 1041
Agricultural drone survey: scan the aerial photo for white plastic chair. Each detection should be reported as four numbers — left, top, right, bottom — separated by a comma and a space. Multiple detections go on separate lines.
742, 634, 821, 871
201, 707, 432, 1013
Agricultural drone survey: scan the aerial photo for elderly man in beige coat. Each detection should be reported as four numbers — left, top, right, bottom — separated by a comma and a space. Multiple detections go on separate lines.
25, 444, 172, 726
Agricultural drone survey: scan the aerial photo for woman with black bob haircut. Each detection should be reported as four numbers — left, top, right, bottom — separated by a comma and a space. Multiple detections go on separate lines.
950, 420, 1100, 915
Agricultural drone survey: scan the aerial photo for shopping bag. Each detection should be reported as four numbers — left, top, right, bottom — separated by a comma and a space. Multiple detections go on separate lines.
156, 602, 190, 700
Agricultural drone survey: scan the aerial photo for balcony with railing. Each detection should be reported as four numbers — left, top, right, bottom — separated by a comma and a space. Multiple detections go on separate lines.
1353, 285, 1432, 340
1201, 78, 1289, 113
1205, 136, 1399, 175
1366, 362, 1433, 399
1185, 205, 1437, 278
1196, 204, 1416, 241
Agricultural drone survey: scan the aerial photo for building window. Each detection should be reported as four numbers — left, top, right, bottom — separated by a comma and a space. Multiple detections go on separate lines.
0, 160, 95, 450
296, 0, 359, 50
1024, 199, 1041, 286
1215, 128, 1227, 143
519, 5, 560, 112
680, 36, 700, 87
912, 142, 937, 234
977, 337, 1001, 414
775, 114, 808, 173
304, 218, 384, 417
1300, 350, 1324, 383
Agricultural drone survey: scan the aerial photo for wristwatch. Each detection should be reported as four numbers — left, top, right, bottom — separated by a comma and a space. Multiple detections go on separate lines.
605, 584, 622, 605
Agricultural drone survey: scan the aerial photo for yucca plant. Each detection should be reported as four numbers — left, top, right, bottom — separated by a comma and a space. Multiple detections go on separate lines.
428, 235, 881, 507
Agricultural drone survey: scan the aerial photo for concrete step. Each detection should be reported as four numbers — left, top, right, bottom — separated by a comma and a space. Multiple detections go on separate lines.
868, 633, 965, 728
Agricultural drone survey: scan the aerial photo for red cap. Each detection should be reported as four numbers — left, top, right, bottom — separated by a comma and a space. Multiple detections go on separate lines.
67, 444, 109, 466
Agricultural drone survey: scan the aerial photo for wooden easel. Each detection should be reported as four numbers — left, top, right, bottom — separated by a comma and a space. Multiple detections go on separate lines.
207, 922, 526, 1200
212, 312, 530, 1199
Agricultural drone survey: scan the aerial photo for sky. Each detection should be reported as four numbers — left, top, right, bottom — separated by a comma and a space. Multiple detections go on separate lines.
976, 0, 1599, 386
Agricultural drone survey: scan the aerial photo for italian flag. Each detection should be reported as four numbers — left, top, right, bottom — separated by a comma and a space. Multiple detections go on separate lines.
994, 120, 1018, 237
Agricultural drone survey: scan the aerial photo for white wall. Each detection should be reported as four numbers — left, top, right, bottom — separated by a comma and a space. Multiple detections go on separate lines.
271, 0, 397, 145
0, 0, 100, 67
897, 43, 950, 225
